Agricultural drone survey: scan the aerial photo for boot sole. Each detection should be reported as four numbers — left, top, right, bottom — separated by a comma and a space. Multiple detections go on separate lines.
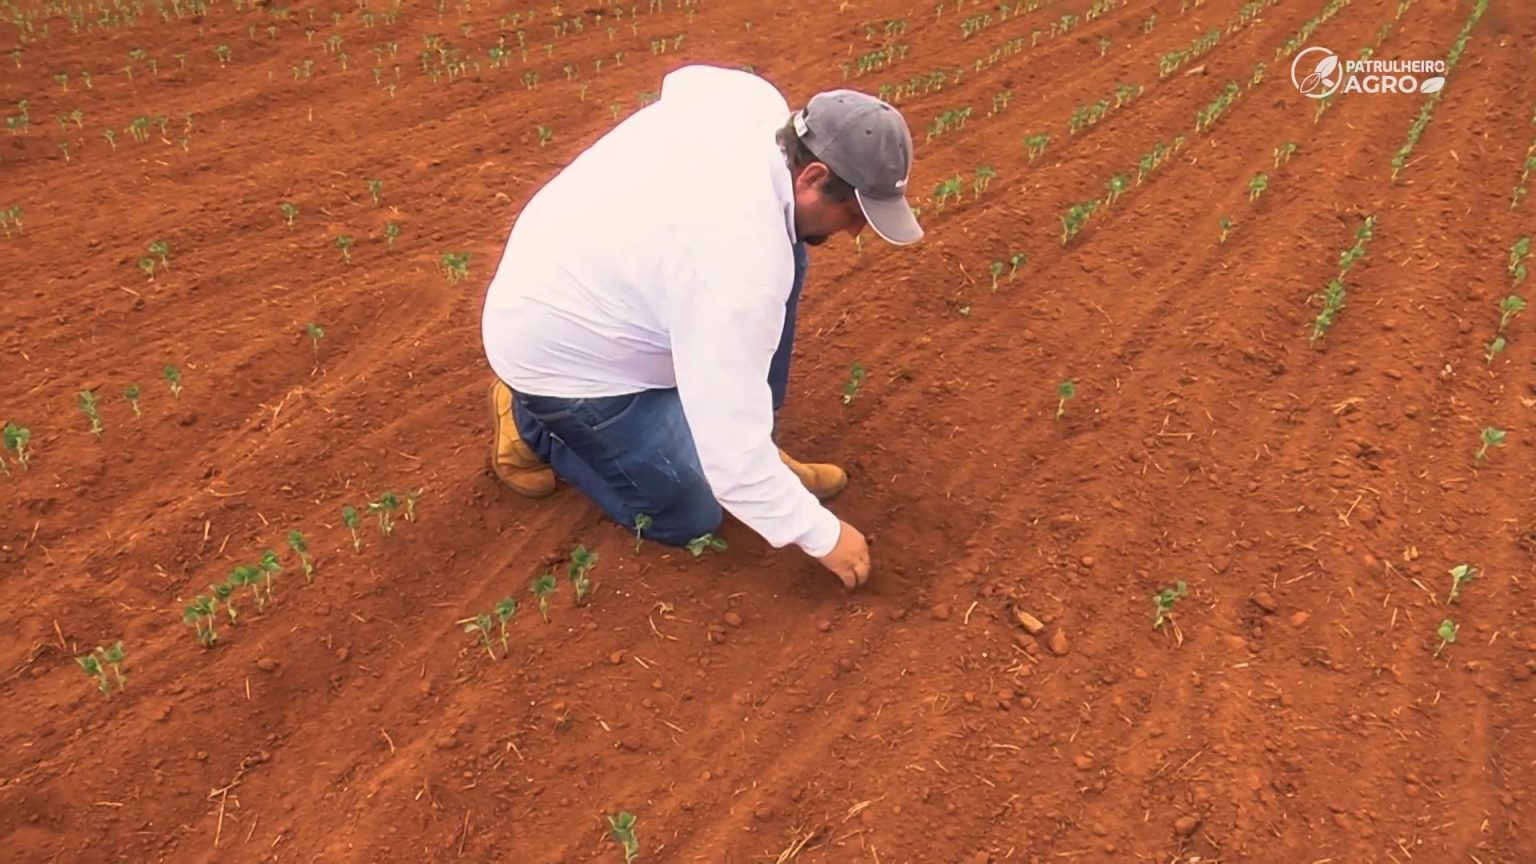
486, 380, 557, 499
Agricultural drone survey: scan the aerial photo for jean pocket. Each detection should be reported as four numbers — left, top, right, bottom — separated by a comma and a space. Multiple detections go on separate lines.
586, 392, 644, 433
515, 393, 581, 424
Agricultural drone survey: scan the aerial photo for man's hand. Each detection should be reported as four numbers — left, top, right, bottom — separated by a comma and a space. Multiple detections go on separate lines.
817, 520, 870, 589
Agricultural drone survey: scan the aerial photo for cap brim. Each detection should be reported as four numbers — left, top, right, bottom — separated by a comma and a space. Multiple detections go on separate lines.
855, 189, 923, 246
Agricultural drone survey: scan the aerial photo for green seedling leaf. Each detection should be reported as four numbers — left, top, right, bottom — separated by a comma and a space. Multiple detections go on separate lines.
607, 812, 640, 863
685, 533, 727, 557
77, 389, 103, 436
342, 505, 362, 550
568, 544, 597, 605
1434, 617, 1457, 657
532, 573, 558, 622
1475, 426, 1505, 462
1153, 580, 1188, 630
367, 492, 399, 536
842, 363, 865, 405
306, 322, 325, 356
163, 364, 182, 398
76, 653, 110, 696
211, 581, 238, 623
287, 529, 314, 581
366, 178, 383, 204
5, 422, 33, 468
494, 596, 517, 655
1498, 294, 1525, 333
123, 385, 142, 418
280, 201, 297, 228
633, 513, 652, 551
1446, 564, 1476, 604
1055, 380, 1076, 420
463, 613, 496, 660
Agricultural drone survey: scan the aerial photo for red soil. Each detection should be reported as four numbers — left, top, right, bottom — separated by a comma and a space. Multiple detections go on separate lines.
3, 0, 1534, 861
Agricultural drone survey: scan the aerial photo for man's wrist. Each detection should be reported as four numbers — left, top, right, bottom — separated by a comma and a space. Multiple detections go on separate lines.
798, 507, 842, 558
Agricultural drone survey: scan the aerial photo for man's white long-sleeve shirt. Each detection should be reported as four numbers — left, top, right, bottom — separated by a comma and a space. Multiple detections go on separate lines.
481, 65, 843, 558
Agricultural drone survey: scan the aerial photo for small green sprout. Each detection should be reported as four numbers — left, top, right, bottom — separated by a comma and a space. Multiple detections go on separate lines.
1475, 426, 1505, 462
1055, 379, 1075, 420
608, 812, 640, 863
1485, 335, 1506, 364
366, 178, 382, 204
342, 504, 362, 550
1218, 216, 1232, 244
119, 384, 142, 418
306, 322, 325, 356
1446, 564, 1475, 604
1434, 617, 1457, 657
368, 491, 399, 535
229, 563, 265, 611
183, 595, 218, 646
382, 222, 399, 248
77, 389, 102, 435
404, 487, 423, 521
1498, 294, 1525, 333
989, 260, 1004, 290
536, 125, 552, 146
280, 201, 297, 228
4, 422, 31, 468
531, 573, 558, 622
568, 544, 597, 604
494, 596, 517, 654
137, 256, 157, 279
211, 581, 238, 623
287, 529, 314, 581
1248, 173, 1268, 201
258, 549, 282, 601
163, 364, 182, 398
842, 363, 865, 405
441, 252, 471, 283
147, 240, 169, 269
1153, 581, 1187, 629
1008, 252, 1026, 280
632, 513, 652, 551
335, 234, 354, 263
76, 642, 126, 697
685, 533, 727, 557
464, 613, 496, 660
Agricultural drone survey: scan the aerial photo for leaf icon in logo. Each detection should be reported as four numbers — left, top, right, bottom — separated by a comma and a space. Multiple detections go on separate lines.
1420, 75, 1446, 94
1297, 52, 1340, 95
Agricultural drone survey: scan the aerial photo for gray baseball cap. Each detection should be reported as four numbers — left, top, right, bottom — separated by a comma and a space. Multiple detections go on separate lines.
792, 89, 923, 246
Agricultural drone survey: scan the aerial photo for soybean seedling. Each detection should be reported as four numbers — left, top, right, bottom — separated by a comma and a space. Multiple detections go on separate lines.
608, 812, 640, 863
280, 201, 297, 228
229, 563, 267, 611
366, 178, 382, 204
632, 513, 652, 551
148, 240, 170, 269
1499, 294, 1525, 333
494, 596, 517, 655
568, 544, 597, 605
989, 260, 1004, 290
335, 234, 354, 263
342, 505, 362, 550
288, 529, 314, 581
77, 642, 127, 697
686, 533, 727, 557
1475, 426, 1505, 462
1434, 617, 1457, 657
842, 363, 865, 405
531, 573, 558, 622
77, 389, 103, 435
463, 613, 496, 660
305, 322, 325, 357
441, 252, 471, 283
383, 222, 400, 248
1446, 564, 1476, 604
123, 385, 142, 418
1008, 252, 1026, 280
211, 581, 239, 623
368, 492, 400, 536
4, 422, 29, 468
1153, 581, 1188, 630
163, 364, 182, 398
1218, 216, 1232, 244
1055, 379, 1075, 419
258, 549, 282, 602
183, 595, 218, 646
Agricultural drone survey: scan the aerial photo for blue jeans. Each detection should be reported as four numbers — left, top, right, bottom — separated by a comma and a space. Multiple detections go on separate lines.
512, 242, 808, 547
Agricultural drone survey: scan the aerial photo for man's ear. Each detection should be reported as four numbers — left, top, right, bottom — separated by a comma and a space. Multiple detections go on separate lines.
793, 161, 830, 193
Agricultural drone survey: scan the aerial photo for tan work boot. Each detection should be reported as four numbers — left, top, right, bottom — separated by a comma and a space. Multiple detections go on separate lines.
487, 380, 557, 499
779, 448, 847, 500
